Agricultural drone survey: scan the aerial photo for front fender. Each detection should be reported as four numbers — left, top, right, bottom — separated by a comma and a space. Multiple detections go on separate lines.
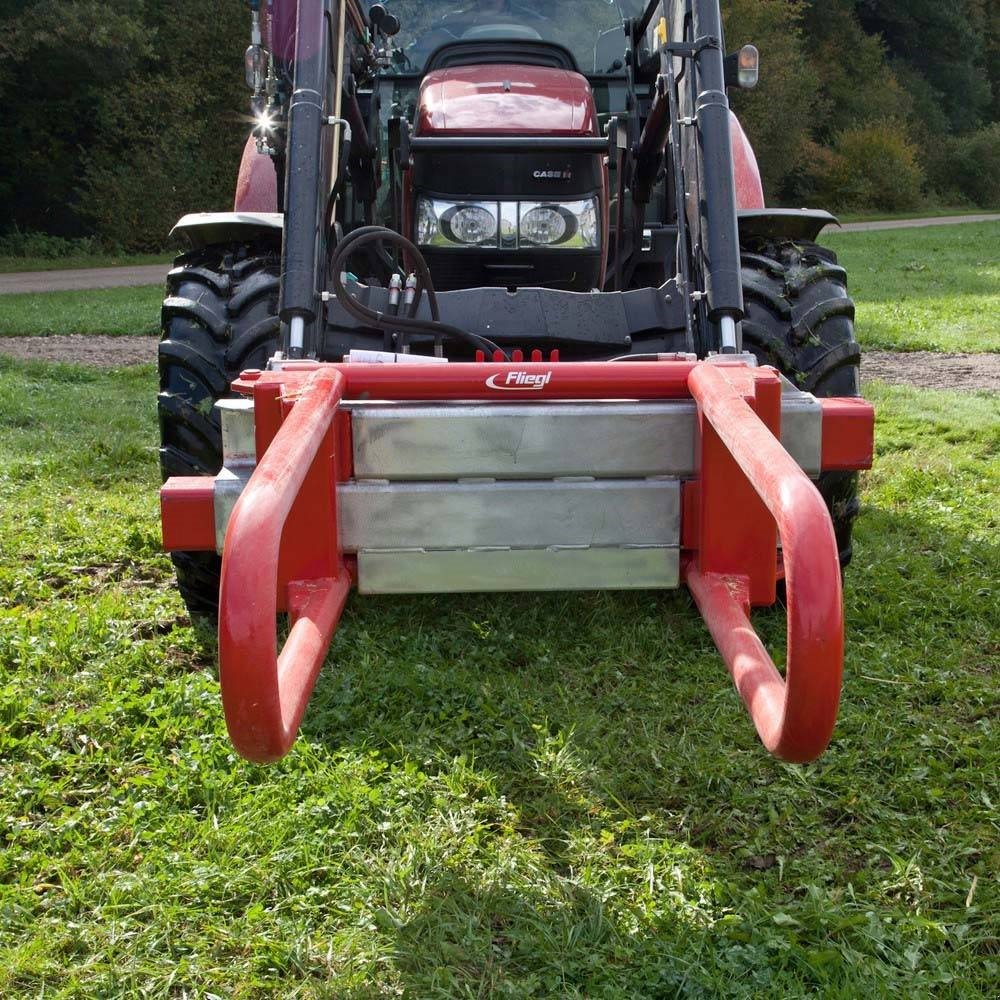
235, 135, 279, 214
730, 112, 765, 211
170, 212, 283, 250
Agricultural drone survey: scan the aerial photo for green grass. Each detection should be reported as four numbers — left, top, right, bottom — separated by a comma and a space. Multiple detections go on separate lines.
0, 357, 997, 997
0, 285, 163, 337
824, 222, 1000, 353
0, 253, 171, 274
1, 224, 996, 354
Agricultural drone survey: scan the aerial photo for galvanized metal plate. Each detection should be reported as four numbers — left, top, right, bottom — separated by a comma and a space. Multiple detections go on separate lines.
349, 401, 699, 480
349, 394, 824, 481
357, 545, 680, 594
778, 389, 823, 479
338, 478, 680, 552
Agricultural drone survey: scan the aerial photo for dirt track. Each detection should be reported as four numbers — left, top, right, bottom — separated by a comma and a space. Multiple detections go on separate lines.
862, 351, 1000, 392
0, 335, 160, 368
0, 335, 998, 391
0, 265, 169, 295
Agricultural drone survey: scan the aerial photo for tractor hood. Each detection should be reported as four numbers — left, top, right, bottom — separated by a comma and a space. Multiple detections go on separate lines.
416, 65, 597, 137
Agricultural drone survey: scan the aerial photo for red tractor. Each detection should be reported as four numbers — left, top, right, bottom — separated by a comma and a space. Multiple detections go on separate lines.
159, 0, 874, 764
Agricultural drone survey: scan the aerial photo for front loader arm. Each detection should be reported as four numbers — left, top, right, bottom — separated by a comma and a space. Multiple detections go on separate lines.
630, 0, 746, 353
277, 0, 338, 359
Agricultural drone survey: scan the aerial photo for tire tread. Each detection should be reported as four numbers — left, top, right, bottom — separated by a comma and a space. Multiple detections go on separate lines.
740, 238, 863, 570
159, 241, 280, 618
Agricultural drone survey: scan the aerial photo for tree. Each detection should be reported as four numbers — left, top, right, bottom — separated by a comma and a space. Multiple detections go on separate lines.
800, 0, 911, 141
0, 1, 150, 236
856, 0, 992, 132
76, 0, 249, 249
0, 0, 249, 249
724, 0, 817, 199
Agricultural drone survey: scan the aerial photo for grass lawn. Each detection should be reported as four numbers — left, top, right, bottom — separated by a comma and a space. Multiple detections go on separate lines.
0, 253, 172, 275
0, 224, 996, 355
824, 222, 1000, 353
0, 285, 163, 338
0, 357, 996, 997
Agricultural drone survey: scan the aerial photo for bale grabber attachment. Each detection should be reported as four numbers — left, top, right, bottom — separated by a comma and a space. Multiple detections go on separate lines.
161, 356, 873, 764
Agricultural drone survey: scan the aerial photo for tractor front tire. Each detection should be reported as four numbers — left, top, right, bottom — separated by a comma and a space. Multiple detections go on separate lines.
740, 238, 863, 570
158, 241, 281, 618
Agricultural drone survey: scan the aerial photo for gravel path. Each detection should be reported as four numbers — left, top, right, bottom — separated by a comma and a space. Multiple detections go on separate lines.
0, 265, 168, 295
835, 213, 1000, 233
1, 336, 998, 391
862, 351, 1000, 392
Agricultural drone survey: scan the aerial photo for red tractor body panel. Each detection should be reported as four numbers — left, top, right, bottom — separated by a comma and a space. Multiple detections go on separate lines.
729, 112, 766, 210
407, 64, 609, 289
234, 136, 279, 213
417, 65, 599, 137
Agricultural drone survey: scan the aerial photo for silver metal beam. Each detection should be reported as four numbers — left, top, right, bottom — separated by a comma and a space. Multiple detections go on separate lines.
357, 545, 680, 593
779, 390, 823, 478
350, 401, 699, 480
338, 478, 681, 552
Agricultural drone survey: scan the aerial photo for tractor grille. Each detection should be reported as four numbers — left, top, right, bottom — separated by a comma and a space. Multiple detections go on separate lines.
420, 248, 602, 292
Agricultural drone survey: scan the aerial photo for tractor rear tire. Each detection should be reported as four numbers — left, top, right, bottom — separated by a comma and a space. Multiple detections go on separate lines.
739, 238, 862, 570
158, 241, 281, 618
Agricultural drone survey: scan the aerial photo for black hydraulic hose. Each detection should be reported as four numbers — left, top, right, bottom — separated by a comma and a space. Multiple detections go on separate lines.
329, 227, 508, 359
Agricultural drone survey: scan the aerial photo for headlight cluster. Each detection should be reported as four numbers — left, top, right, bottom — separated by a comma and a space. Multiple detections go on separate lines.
416, 197, 599, 250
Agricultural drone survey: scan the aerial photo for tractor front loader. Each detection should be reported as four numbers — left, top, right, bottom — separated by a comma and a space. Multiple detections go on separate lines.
159, 0, 874, 764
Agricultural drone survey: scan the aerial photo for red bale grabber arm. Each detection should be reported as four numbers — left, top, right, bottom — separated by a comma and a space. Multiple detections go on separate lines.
160, 357, 873, 765
686, 363, 845, 763
218, 367, 351, 763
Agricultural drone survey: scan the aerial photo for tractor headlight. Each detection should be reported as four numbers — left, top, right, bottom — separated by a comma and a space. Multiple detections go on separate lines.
578, 199, 599, 247
415, 196, 600, 250
518, 199, 600, 248
417, 198, 499, 247
519, 206, 569, 246
443, 204, 497, 246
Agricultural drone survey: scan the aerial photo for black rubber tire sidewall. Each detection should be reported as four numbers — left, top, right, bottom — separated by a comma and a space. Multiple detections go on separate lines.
739, 238, 863, 569
158, 242, 281, 618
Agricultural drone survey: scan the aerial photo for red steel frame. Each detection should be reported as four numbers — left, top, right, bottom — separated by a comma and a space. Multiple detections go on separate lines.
161, 359, 874, 764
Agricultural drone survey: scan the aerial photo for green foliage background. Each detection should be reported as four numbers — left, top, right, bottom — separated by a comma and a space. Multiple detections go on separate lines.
0, 0, 996, 251
0, 0, 248, 251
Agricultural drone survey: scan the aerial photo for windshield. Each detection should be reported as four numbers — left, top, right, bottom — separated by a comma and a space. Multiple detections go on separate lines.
385, 0, 647, 74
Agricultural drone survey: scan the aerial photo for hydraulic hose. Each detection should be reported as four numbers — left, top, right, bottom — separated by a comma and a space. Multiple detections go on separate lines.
329, 227, 508, 359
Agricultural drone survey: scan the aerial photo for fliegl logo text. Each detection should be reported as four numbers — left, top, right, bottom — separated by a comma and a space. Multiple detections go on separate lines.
485, 371, 553, 392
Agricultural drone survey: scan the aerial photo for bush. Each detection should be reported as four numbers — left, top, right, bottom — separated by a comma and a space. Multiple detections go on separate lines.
0, 228, 100, 260
926, 125, 1000, 208
803, 122, 925, 212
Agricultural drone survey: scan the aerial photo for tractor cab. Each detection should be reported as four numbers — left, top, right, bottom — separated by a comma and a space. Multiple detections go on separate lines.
370, 1, 645, 294
388, 0, 635, 72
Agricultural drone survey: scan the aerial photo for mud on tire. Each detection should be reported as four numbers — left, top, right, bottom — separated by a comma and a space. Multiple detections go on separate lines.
158, 241, 281, 617
740, 238, 863, 569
